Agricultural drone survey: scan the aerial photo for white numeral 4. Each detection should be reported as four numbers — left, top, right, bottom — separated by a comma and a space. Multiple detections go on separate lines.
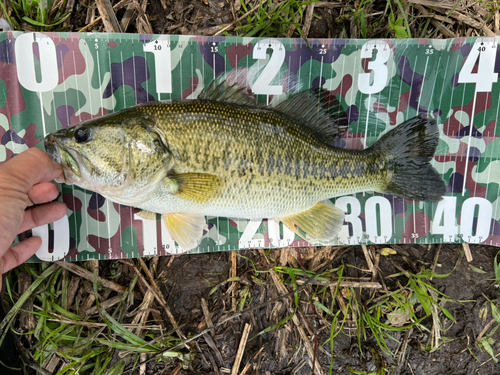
458, 39, 498, 93
432, 197, 459, 242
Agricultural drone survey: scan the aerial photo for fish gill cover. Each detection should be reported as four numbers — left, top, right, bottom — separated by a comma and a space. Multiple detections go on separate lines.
1, 32, 499, 262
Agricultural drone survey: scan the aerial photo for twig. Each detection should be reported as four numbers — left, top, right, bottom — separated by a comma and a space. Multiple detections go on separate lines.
57, 262, 127, 294
231, 323, 252, 375
80, 0, 132, 32
414, 4, 456, 38
213, 5, 260, 36
239, 346, 264, 375
123, 255, 339, 374
430, 244, 442, 281
95, 0, 122, 32
406, 0, 463, 11
475, 318, 497, 347
463, 243, 473, 262
361, 244, 375, 273
302, 3, 315, 37
296, 279, 382, 289
433, 7, 496, 36
123, 259, 191, 349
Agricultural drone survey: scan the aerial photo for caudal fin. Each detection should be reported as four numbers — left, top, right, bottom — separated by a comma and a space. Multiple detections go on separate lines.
374, 116, 445, 202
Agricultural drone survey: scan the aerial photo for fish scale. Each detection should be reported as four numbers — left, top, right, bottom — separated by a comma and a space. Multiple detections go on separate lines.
45, 82, 445, 250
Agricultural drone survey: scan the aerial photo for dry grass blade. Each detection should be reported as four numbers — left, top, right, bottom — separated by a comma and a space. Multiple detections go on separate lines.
231, 323, 252, 375
57, 261, 127, 293
95, 0, 122, 32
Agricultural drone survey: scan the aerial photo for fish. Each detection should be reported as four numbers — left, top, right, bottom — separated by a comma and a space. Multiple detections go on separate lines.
44, 81, 446, 250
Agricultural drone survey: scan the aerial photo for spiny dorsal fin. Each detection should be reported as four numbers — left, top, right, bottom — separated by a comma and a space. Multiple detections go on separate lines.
277, 202, 345, 243
198, 81, 261, 107
275, 89, 348, 142
168, 172, 223, 203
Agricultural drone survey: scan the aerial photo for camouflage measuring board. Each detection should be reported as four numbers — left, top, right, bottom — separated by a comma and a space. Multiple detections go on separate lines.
1, 32, 499, 261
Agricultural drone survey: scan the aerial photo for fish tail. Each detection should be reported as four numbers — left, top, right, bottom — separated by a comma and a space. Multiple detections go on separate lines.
374, 116, 445, 201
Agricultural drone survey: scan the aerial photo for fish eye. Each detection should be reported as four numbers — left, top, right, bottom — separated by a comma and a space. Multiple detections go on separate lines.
75, 127, 91, 143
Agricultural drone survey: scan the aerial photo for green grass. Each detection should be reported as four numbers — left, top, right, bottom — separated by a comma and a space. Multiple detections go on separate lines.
1, 0, 70, 31
3, 262, 191, 374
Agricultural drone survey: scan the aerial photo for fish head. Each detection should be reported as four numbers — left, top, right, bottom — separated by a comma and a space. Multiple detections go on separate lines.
44, 115, 172, 203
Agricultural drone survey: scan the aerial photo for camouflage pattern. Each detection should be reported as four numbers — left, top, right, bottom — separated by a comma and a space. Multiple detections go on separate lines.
1, 32, 499, 261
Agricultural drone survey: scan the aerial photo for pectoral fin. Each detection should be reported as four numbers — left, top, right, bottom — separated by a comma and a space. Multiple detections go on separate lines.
168, 173, 223, 203
277, 202, 345, 243
162, 212, 207, 251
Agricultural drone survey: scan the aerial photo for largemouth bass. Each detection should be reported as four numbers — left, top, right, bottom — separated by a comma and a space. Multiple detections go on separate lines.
44, 82, 446, 250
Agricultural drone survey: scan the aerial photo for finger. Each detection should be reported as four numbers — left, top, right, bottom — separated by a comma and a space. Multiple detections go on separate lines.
17, 202, 67, 234
28, 182, 60, 205
2, 236, 42, 273
0, 148, 63, 192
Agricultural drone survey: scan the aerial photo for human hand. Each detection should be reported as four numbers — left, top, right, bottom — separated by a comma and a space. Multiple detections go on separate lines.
0, 148, 67, 281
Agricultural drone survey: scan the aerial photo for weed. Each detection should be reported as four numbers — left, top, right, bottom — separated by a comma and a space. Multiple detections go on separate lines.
234, 0, 317, 38
0, 0, 70, 31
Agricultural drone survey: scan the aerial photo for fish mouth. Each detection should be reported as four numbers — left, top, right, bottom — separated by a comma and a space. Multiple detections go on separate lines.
44, 133, 82, 184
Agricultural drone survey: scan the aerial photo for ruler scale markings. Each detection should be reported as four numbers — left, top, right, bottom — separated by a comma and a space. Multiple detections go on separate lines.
108, 49, 123, 250
396, 43, 408, 241
410, 55, 418, 238
420, 54, 431, 237
447, 52, 461, 201
489, 82, 500, 223
74, 50, 91, 250
61, 49, 79, 254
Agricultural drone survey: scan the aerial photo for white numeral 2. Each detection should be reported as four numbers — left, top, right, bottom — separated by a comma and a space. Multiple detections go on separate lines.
252, 39, 285, 95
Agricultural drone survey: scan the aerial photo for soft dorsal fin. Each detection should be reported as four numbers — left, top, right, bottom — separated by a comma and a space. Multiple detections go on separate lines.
198, 81, 261, 107
275, 89, 348, 142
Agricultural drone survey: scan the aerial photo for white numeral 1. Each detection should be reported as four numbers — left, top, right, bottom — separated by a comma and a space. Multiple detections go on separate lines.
358, 41, 391, 94
15, 32, 58, 92
458, 39, 498, 93
252, 39, 285, 95
432, 197, 459, 242
143, 36, 172, 95
133, 213, 158, 256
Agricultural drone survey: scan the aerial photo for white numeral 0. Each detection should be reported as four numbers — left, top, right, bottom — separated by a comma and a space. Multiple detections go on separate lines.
252, 39, 285, 95
34, 216, 70, 261
358, 41, 391, 94
460, 197, 492, 242
365, 196, 392, 241
15, 32, 58, 92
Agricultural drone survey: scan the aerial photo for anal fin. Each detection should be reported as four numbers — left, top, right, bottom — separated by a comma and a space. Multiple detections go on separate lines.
162, 212, 207, 251
277, 202, 345, 243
